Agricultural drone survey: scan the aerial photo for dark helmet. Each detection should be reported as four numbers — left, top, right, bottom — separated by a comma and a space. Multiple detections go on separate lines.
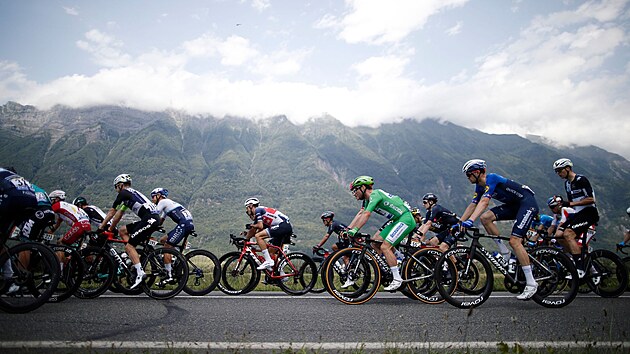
422, 193, 438, 203
73, 196, 88, 206
320, 211, 335, 220
547, 195, 563, 208
150, 188, 169, 198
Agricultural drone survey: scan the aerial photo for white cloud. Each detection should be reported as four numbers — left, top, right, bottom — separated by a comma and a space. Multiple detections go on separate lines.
63, 6, 79, 16
446, 21, 463, 36
251, 0, 271, 12
76, 29, 132, 68
317, 0, 469, 44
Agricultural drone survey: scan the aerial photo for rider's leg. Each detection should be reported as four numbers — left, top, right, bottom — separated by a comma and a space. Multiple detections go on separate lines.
481, 210, 511, 261
255, 229, 274, 264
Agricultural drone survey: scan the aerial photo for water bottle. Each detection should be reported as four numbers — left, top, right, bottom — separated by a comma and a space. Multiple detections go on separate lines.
491, 251, 507, 267
508, 255, 517, 274
282, 244, 290, 254
120, 252, 132, 267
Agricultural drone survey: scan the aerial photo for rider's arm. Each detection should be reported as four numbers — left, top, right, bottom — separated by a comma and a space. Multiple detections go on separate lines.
416, 221, 431, 242
100, 208, 117, 230
459, 202, 478, 221
567, 196, 595, 208
316, 233, 331, 248
349, 210, 371, 232
465, 198, 490, 222
108, 209, 125, 231
49, 217, 62, 233
347, 207, 365, 229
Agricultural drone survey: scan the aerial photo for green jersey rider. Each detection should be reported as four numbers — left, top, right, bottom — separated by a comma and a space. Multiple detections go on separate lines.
345, 175, 416, 291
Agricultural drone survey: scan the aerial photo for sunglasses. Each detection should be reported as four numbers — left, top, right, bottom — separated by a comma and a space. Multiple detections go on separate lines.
422, 200, 429, 204
554, 168, 565, 174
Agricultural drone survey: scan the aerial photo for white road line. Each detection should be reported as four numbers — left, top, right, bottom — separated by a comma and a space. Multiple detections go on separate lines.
0, 341, 627, 350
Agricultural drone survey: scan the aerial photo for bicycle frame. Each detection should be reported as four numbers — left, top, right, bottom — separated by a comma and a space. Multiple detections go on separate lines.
229, 235, 299, 281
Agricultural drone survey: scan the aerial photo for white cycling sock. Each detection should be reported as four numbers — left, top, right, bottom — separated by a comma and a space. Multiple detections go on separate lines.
521, 265, 536, 287
390, 266, 402, 281
494, 239, 511, 261
134, 263, 142, 273
262, 249, 273, 263
2, 260, 13, 278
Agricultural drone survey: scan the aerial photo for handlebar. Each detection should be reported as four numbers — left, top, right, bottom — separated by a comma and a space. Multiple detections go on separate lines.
616, 244, 629, 255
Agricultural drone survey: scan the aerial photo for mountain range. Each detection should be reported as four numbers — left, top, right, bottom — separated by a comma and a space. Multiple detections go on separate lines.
1, 101, 628, 253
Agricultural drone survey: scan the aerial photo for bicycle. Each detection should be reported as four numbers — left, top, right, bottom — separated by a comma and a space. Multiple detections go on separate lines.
219, 233, 317, 296
310, 246, 334, 293
323, 232, 457, 305
38, 232, 85, 303
0, 239, 61, 313
168, 230, 220, 296
571, 225, 627, 297
434, 227, 579, 309
616, 244, 630, 291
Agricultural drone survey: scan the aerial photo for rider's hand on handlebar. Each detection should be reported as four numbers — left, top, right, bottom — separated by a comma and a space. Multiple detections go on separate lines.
461, 219, 474, 228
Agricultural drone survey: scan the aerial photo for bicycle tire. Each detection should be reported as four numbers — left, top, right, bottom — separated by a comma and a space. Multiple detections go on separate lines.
588, 249, 628, 298
47, 244, 84, 303
218, 252, 259, 295
0, 242, 60, 313
324, 247, 380, 305
309, 255, 326, 293
435, 246, 493, 309
623, 256, 630, 291
75, 246, 115, 299
183, 249, 220, 296
142, 248, 189, 300
530, 246, 578, 308
403, 248, 456, 304
109, 247, 147, 296
277, 252, 317, 295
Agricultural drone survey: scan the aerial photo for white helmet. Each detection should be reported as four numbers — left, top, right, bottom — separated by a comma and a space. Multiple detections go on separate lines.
553, 158, 573, 170
113, 174, 132, 187
49, 190, 66, 201
244, 197, 259, 207
626, 207, 630, 216
462, 159, 487, 174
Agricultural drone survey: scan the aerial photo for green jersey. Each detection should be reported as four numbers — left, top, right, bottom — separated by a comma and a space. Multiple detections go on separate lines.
362, 189, 411, 219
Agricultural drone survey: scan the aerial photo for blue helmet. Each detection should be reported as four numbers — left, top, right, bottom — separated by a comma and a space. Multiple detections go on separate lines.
462, 159, 487, 174
151, 188, 168, 198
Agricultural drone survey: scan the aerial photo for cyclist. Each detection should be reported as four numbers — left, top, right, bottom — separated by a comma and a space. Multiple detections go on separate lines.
151, 188, 194, 283
619, 207, 630, 247
48, 190, 92, 246
525, 214, 554, 246
457, 159, 539, 300
99, 174, 160, 289
416, 193, 459, 252
345, 175, 415, 291
0, 167, 37, 242
547, 195, 575, 239
73, 196, 111, 231
16, 183, 56, 241
553, 158, 599, 277
313, 211, 348, 253
244, 198, 293, 270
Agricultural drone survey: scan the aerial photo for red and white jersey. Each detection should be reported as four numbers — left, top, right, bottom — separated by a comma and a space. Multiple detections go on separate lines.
552, 206, 576, 227
253, 206, 290, 228
52, 201, 90, 226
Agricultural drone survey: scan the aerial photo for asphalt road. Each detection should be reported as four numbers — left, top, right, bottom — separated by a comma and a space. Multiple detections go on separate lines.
0, 292, 629, 352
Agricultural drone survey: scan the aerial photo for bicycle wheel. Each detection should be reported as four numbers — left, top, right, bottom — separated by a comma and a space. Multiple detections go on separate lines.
142, 248, 189, 300
0, 242, 60, 313
403, 248, 455, 304
588, 250, 628, 298
110, 247, 147, 296
277, 252, 317, 295
530, 246, 578, 308
48, 245, 84, 303
75, 246, 115, 299
219, 252, 259, 295
623, 256, 630, 291
183, 249, 220, 296
435, 247, 493, 309
309, 256, 326, 293
324, 247, 380, 305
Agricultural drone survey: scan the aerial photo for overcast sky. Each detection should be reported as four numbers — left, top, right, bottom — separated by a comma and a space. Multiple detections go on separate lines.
1, 0, 629, 159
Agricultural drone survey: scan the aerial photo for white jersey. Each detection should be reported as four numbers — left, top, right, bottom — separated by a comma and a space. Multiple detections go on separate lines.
155, 198, 193, 224
552, 207, 576, 227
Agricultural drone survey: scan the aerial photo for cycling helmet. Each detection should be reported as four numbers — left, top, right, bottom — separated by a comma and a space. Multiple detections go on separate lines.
462, 159, 487, 174
244, 197, 260, 207
411, 208, 421, 216
553, 158, 573, 170
547, 195, 563, 208
320, 211, 335, 219
422, 193, 438, 203
151, 188, 168, 198
113, 174, 132, 186
49, 190, 66, 201
350, 175, 374, 190
73, 196, 88, 206
626, 207, 630, 216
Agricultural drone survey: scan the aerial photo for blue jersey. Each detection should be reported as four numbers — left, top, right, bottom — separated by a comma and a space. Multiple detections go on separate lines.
472, 173, 535, 205
0, 168, 35, 197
